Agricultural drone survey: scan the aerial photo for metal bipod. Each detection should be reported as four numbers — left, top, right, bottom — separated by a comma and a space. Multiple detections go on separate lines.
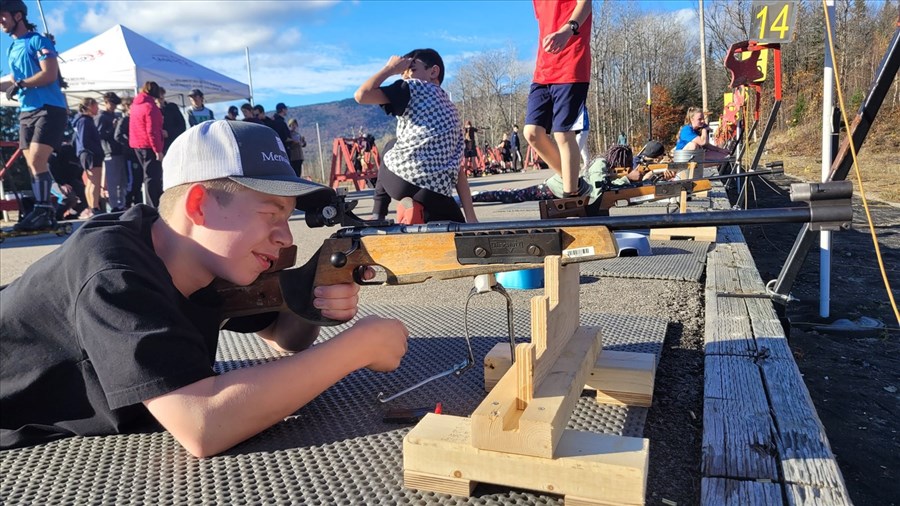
376, 274, 516, 403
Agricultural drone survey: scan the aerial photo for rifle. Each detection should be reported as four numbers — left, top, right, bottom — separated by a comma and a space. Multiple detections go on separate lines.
609, 158, 727, 179
540, 162, 784, 219
214, 180, 852, 326
597, 162, 783, 209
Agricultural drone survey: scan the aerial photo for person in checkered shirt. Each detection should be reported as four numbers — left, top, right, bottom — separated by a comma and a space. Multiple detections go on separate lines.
354, 48, 477, 223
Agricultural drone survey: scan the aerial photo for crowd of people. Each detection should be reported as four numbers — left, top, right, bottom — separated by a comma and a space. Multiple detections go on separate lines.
5, 78, 309, 226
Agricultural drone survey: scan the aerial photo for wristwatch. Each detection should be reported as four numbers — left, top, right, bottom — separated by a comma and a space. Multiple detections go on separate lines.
15, 79, 26, 90
567, 20, 580, 35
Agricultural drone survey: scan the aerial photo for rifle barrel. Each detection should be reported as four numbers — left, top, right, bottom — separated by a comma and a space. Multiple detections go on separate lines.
671, 167, 781, 184
337, 206, 824, 238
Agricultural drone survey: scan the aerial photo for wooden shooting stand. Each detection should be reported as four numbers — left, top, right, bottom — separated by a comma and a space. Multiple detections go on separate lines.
328, 137, 380, 191
403, 256, 655, 505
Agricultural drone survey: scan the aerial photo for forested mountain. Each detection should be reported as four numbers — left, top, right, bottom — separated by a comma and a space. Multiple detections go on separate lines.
284, 98, 395, 178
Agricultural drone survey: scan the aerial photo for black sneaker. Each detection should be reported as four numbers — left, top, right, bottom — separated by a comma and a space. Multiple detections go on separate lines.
13, 204, 57, 232
562, 177, 592, 199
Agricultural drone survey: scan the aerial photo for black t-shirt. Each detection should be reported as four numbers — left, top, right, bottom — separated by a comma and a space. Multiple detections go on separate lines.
0, 205, 274, 449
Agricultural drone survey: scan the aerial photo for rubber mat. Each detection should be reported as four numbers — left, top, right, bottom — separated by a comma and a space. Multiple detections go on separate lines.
580, 240, 712, 282
0, 306, 667, 505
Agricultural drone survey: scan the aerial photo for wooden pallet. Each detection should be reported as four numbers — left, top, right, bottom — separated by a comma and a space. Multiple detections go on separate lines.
403, 256, 650, 505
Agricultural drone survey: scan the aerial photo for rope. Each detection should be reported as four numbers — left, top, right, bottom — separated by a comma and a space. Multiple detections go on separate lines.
822, 0, 900, 327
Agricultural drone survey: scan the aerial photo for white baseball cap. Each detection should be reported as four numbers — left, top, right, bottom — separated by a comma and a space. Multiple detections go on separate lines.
163, 120, 333, 211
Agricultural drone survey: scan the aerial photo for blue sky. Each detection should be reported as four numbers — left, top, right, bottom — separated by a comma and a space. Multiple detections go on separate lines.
3, 0, 698, 117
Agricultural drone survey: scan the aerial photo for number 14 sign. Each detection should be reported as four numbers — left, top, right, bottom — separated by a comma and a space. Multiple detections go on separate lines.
752, 0, 798, 43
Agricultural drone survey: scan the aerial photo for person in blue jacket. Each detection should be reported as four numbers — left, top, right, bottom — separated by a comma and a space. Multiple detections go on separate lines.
73, 97, 104, 216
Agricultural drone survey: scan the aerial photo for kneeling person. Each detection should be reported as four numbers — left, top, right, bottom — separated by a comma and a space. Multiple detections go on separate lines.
355, 48, 477, 223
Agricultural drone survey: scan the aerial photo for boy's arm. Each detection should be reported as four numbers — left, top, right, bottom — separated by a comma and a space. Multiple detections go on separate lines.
455, 168, 478, 223
354, 56, 412, 105
143, 315, 408, 458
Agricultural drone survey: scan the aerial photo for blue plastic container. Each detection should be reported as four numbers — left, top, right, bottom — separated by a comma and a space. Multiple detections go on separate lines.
496, 268, 544, 290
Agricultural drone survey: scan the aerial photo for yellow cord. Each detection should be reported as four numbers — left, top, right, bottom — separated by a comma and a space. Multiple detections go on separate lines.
822, 0, 900, 327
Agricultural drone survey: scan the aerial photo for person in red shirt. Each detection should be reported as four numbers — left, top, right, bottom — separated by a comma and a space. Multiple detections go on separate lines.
524, 0, 592, 200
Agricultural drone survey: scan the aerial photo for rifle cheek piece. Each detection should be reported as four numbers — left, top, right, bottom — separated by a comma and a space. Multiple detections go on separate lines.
790, 181, 853, 232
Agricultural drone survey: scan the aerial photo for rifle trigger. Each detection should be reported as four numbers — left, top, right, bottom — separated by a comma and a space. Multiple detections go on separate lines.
353, 265, 379, 286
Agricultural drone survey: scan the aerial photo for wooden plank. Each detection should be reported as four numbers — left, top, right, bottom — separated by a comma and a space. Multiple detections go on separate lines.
759, 357, 851, 495
484, 345, 656, 407
785, 483, 853, 506
471, 326, 602, 458
649, 226, 717, 242
703, 202, 852, 503
483, 344, 510, 391
516, 343, 536, 410
404, 413, 648, 505
705, 245, 757, 357
702, 356, 780, 480
701, 478, 783, 505
403, 471, 474, 497
588, 351, 656, 407
716, 225, 746, 244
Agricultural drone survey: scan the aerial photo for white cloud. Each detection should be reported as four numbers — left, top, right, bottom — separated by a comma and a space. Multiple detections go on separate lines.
78, 0, 335, 57
200, 48, 385, 98
42, 8, 68, 37
431, 30, 503, 46
673, 8, 697, 28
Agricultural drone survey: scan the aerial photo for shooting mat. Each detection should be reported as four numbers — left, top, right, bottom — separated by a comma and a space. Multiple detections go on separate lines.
580, 240, 712, 282
0, 306, 667, 505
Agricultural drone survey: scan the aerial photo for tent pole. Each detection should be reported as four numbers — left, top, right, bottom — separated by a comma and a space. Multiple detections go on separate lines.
246, 47, 254, 105
35, 0, 49, 35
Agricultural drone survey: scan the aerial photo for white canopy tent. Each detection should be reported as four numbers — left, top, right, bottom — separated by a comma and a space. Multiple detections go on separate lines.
1, 24, 250, 107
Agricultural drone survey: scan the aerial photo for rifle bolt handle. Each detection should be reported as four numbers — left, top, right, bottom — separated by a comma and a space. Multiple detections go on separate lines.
330, 252, 348, 268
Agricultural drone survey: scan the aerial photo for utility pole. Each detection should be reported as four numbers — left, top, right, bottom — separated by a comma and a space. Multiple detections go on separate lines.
820, 0, 836, 317
646, 71, 652, 141
316, 123, 326, 185
245, 47, 254, 105
699, 0, 709, 114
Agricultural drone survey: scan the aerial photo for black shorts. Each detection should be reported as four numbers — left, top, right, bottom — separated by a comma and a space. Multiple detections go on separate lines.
19, 105, 68, 150
464, 141, 476, 158
79, 151, 101, 171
